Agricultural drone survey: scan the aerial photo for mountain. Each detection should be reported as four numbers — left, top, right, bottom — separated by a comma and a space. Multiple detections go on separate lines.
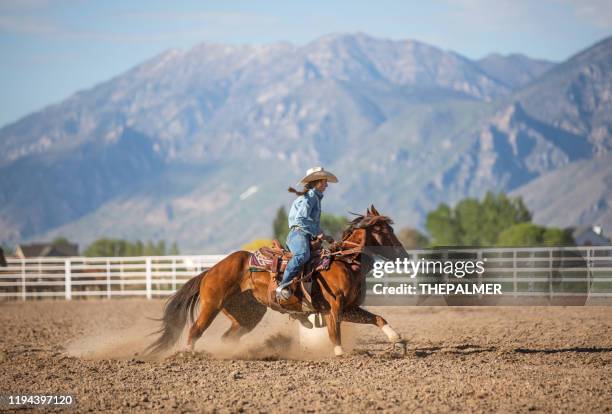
0, 128, 163, 243
437, 102, 592, 196
1, 33, 610, 252
0, 33, 512, 167
477, 53, 555, 89
516, 35, 612, 154
512, 154, 612, 232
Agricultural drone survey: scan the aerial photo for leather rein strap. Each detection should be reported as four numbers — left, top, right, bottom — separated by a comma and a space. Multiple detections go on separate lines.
329, 240, 363, 263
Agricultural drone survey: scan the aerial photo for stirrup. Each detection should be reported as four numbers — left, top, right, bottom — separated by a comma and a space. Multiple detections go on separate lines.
276, 286, 292, 301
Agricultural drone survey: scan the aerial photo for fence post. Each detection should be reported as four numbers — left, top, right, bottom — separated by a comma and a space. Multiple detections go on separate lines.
512, 251, 517, 298
477, 250, 483, 297
21, 259, 26, 301
119, 260, 124, 292
106, 259, 111, 299
549, 249, 553, 302
146, 257, 152, 299
586, 247, 592, 297
65, 259, 72, 300
172, 258, 176, 292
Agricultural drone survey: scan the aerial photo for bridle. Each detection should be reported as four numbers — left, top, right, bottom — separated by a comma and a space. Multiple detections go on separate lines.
330, 219, 401, 269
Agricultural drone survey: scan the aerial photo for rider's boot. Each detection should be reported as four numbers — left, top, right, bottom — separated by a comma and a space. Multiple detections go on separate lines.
275, 283, 293, 301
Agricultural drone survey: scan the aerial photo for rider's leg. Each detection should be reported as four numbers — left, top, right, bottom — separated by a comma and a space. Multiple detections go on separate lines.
277, 229, 310, 297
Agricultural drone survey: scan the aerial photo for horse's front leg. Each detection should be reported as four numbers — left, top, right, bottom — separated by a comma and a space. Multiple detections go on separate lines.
343, 306, 406, 354
324, 304, 344, 357
320, 286, 345, 357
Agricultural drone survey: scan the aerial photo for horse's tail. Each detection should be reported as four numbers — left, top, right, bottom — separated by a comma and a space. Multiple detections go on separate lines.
146, 270, 206, 355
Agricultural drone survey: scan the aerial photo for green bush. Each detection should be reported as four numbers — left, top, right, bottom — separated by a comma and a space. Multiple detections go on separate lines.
497, 223, 574, 247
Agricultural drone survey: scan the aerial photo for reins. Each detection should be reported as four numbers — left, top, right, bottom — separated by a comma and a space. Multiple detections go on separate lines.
329, 240, 362, 257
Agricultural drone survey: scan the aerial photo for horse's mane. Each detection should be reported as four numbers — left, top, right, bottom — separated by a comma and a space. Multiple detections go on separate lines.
341, 214, 394, 240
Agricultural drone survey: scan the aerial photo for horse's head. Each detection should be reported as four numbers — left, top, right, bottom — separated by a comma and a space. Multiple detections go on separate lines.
342, 205, 407, 259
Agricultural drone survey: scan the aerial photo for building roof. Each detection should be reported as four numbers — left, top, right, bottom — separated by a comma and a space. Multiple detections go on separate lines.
571, 226, 609, 246
15, 243, 79, 258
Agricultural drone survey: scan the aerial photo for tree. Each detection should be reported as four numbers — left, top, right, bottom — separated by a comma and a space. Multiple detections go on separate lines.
156, 240, 166, 256
133, 240, 144, 256
272, 206, 289, 243
397, 227, 429, 249
84, 238, 180, 257
84, 238, 118, 257
480, 192, 531, 245
1, 244, 12, 256
542, 228, 574, 246
497, 223, 575, 247
320, 213, 349, 240
51, 236, 72, 248
426, 192, 532, 247
426, 203, 460, 246
496, 223, 545, 247
455, 198, 482, 245
143, 241, 155, 256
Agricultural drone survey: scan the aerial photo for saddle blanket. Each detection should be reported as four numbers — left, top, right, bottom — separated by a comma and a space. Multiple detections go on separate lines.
248, 246, 332, 278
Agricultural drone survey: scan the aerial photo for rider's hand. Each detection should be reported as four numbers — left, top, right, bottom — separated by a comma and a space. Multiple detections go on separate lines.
318, 233, 334, 243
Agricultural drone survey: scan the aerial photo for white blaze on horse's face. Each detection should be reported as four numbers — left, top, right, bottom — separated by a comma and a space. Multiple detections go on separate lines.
372, 223, 397, 247
371, 222, 408, 258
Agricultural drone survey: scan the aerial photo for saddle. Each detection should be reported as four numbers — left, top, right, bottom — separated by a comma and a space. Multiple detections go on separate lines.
248, 240, 332, 313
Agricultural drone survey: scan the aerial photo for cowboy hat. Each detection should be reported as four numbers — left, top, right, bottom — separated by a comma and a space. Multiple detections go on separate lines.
298, 166, 339, 186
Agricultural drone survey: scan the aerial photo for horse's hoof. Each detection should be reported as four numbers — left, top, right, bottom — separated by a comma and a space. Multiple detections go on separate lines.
391, 341, 407, 358
334, 346, 345, 357
382, 325, 401, 343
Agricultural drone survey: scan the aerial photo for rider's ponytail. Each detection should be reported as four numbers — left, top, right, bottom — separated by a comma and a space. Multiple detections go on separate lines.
287, 186, 309, 196
288, 180, 322, 197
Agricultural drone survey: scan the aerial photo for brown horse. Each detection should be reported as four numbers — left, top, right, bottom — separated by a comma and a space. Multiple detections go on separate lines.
147, 205, 407, 357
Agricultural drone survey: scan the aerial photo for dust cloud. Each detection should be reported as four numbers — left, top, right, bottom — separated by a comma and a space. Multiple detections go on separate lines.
65, 308, 353, 361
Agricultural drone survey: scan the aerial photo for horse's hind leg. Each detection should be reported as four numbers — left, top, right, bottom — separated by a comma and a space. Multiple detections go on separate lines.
186, 302, 220, 352
220, 291, 267, 343
343, 306, 405, 351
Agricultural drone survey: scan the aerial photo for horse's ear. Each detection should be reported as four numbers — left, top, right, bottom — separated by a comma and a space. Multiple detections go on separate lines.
366, 207, 372, 216
370, 204, 380, 216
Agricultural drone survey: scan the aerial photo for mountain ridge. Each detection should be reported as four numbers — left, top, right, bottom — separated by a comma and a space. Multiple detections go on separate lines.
1, 32, 610, 251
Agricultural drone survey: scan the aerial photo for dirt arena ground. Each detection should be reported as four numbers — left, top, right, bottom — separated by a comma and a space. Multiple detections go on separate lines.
0, 300, 611, 413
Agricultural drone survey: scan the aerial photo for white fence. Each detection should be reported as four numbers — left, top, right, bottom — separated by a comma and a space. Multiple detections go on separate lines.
0, 246, 611, 301
370, 245, 612, 297
0, 255, 226, 300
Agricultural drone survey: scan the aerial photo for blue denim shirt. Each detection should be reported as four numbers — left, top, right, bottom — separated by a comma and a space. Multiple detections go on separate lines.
287, 188, 323, 237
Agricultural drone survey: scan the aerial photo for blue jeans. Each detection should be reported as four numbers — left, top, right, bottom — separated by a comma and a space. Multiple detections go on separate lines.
280, 228, 311, 288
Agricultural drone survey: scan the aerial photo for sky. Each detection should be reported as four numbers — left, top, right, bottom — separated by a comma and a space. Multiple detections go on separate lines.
0, 0, 611, 128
